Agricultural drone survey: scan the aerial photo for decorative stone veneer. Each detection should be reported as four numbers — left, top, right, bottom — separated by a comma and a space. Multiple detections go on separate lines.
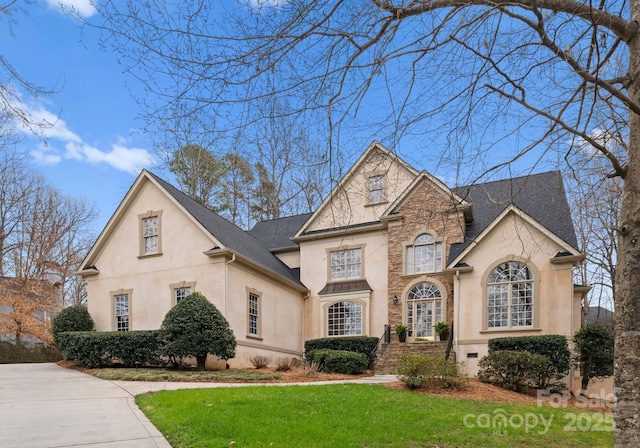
387, 179, 466, 329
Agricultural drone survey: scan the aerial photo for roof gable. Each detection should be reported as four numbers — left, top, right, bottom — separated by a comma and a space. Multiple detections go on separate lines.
295, 141, 418, 238
383, 171, 471, 220
448, 171, 579, 265
80, 171, 303, 287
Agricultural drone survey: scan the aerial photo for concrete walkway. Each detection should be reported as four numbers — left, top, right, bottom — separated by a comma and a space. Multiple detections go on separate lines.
0, 363, 397, 448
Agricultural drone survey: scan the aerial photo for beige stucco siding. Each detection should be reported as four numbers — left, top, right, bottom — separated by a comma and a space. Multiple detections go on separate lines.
225, 261, 304, 363
306, 153, 415, 232
87, 180, 222, 331
299, 230, 389, 340
454, 212, 579, 376
86, 178, 305, 369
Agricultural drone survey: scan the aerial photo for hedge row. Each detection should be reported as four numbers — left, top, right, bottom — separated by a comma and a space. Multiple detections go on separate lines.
488, 334, 570, 380
307, 349, 368, 374
478, 350, 552, 392
304, 336, 379, 367
57, 331, 164, 368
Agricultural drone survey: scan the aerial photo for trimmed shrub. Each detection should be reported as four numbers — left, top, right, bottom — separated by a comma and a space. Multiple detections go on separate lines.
478, 350, 552, 392
396, 354, 468, 390
488, 334, 570, 380
573, 322, 614, 392
51, 305, 95, 347
160, 292, 236, 370
56, 330, 163, 368
308, 349, 368, 374
304, 336, 379, 367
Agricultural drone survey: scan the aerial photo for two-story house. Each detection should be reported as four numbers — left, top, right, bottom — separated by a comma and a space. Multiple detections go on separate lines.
78, 141, 586, 375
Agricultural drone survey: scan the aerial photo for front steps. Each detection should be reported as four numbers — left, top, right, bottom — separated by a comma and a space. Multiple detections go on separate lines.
374, 340, 449, 374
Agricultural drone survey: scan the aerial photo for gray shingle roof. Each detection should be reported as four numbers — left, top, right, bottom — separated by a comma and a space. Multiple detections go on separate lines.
147, 172, 303, 286
449, 171, 578, 264
248, 213, 312, 251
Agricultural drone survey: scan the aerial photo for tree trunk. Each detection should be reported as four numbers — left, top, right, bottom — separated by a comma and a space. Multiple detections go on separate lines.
581, 374, 590, 394
196, 354, 207, 371
615, 15, 640, 445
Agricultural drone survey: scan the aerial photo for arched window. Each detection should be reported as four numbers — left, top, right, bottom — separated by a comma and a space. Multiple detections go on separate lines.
327, 301, 362, 336
487, 261, 534, 328
406, 283, 442, 338
406, 234, 442, 274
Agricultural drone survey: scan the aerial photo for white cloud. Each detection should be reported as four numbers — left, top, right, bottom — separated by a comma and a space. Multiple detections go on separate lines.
46, 0, 97, 18
68, 142, 155, 174
15, 97, 154, 174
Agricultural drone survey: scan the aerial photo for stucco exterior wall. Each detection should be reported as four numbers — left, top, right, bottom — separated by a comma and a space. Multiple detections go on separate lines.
299, 230, 389, 340
86, 179, 305, 368
87, 180, 225, 331
454, 212, 580, 376
305, 149, 416, 232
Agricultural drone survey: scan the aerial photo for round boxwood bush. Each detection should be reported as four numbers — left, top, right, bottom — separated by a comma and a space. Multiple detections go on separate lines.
52, 305, 94, 347
160, 292, 236, 370
309, 349, 368, 374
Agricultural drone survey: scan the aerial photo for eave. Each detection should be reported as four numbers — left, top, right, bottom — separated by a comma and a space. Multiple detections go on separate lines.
203, 248, 308, 294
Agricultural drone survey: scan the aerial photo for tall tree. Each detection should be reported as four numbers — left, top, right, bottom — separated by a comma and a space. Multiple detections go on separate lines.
0, 150, 96, 344
80, 1, 640, 443
168, 144, 227, 208
219, 151, 255, 228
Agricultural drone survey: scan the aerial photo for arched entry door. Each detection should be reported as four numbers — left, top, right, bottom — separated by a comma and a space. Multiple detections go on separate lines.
407, 282, 442, 339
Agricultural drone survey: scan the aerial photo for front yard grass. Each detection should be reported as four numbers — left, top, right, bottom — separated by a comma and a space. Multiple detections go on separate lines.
136, 384, 613, 448
93, 367, 282, 382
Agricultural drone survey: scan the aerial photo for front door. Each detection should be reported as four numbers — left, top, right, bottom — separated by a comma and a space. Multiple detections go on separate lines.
407, 282, 442, 340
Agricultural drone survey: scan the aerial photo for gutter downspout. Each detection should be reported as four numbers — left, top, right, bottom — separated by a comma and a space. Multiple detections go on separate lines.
302, 291, 310, 357
224, 253, 236, 316
455, 270, 460, 363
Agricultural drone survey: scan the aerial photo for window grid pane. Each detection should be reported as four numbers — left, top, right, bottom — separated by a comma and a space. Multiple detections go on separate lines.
406, 282, 442, 338
175, 287, 191, 304
115, 294, 129, 332
406, 234, 442, 274
369, 176, 384, 203
143, 216, 158, 254
248, 293, 259, 335
327, 301, 362, 336
330, 248, 361, 280
487, 262, 533, 328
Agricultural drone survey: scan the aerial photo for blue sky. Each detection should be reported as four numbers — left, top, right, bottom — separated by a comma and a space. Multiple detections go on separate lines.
5, 1, 157, 233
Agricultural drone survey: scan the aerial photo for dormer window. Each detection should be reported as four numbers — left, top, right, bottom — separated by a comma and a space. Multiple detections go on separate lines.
369, 175, 384, 204
406, 234, 443, 274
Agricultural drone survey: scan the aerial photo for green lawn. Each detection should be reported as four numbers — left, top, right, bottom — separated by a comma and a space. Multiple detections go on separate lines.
93, 367, 282, 382
136, 384, 613, 448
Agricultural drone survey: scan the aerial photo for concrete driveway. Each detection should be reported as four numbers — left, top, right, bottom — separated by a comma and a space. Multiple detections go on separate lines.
0, 363, 170, 448
0, 363, 398, 448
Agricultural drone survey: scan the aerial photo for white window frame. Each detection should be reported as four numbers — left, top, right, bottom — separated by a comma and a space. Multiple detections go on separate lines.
327, 301, 363, 336
138, 210, 163, 257
169, 281, 196, 307
329, 247, 363, 281
368, 175, 385, 204
406, 282, 442, 339
406, 233, 443, 274
111, 289, 132, 332
486, 261, 534, 329
246, 288, 262, 338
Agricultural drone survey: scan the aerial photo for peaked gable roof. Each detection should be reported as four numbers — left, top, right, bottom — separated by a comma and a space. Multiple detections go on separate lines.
383, 170, 472, 220
79, 170, 303, 287
295, 141, 419, 238
448, 171, 579, 264
146, 172, 303, 285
